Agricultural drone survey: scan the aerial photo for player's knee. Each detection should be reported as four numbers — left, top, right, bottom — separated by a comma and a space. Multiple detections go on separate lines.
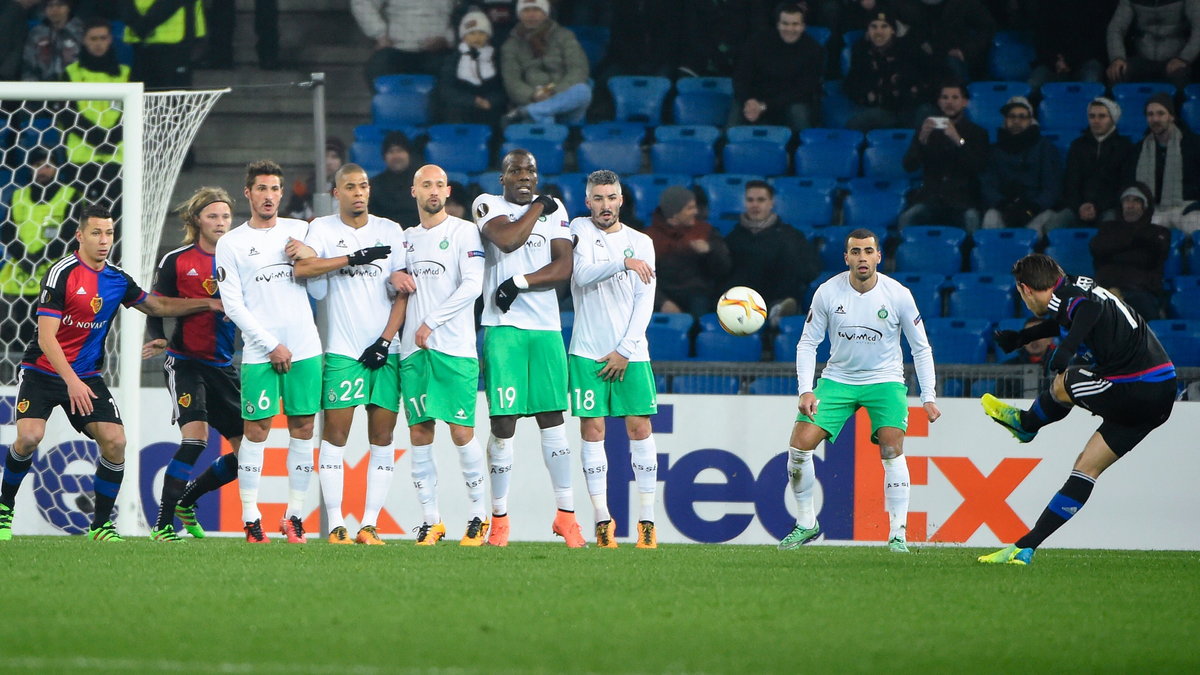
490, 416, 517, 438
99, 437, 126, 463
879, 444, 903, 459
626, 417, 651, 441
534, 411, 564, 428
322, 425, 350, 447
287, 417, 315, 439
790, 422, 821, 451
13, 431, 42, 455
243, 419, 271, 443
448, 425, 473, 446
367, 431, 394, 447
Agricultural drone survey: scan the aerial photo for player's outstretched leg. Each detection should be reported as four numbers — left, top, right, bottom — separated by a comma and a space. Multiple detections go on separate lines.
176, 453, 239, 538
982, 391, 1071, 443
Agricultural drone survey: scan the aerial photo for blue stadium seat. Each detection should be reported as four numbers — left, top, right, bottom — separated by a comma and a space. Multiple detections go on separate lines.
865, 128, 914, 149
861, 145, 914, 178
842, 190, 905, 230
1181, 101, 1200, 138
840, 30, 864, 74
812, 225, 856, 270
646, 312, 693, 360
773, 330, 832, 364
732, 125, 795, 145
471, 170, 502, 191
771, 176, 838, 228
969, 228, 1039, 272
445, 171, 470, 186
694, 331, 763, 361
577, 138, 642, 174
1039, 130, 1075, 160
651, 126, 719, 175
354, 124, 389, 144
655, 125, 722, 144
372, 93, 429, 129
967, 81, 1032, 135
698, 312, 722, 333
894, 226, 966, 274
922, 318, 991, 364
580, 121, 645, 141
505, 123, 570, 143
806, 25, 832, 45
1113, 83, 1177, 137
723, 141, 789, 176
1169, 276, 1200, 319
988, 31, 1035, 81
671, 374, 741, 394
946, 273, 1017, 319
608, 76, 672, 124
624, 174, 692, 224
697, 174, 763, 223
891, 273, 947, 318
821, 80, 855, 129
845, 177, 908, 197
673, 77, 734, 126
545, 173, 589, 216
349, 141, 386, 175
798, 128, 862, 147
794, 138, 860, 180
423, 124, 492, 174
374, 73, 436, 95
1164, 228, 1185, 278
501, 138, 564, 174
1038, 82, 1106, 132
1148, 319, 1200, 366
748, 376, 796, 395
1045, 227, 1098, 277
568, 25, 609, 69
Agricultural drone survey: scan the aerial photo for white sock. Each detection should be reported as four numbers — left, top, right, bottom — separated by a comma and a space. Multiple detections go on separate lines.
883, 455, 911, 541
317, 441, 346, 529
285, 437, 314, 519
411, 443, 439, 524
788, 447, 817, 529
362, 444, 396, 528
540, 423, 573, 511
455, 438, 487, 520
581, 440, 610, 522
630, 436, 658, 522
237, 438, 266, 523
487, 434, 513, 516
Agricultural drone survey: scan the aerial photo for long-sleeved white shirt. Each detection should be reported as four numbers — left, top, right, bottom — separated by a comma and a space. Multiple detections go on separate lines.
399, 215, 485, 359
568, 217, 656, 361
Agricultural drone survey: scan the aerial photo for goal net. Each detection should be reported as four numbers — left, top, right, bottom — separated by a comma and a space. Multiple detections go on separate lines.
0, 82, 226, 534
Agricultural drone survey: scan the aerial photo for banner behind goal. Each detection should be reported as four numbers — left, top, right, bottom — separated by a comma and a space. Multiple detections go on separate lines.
0, 82, 226, 533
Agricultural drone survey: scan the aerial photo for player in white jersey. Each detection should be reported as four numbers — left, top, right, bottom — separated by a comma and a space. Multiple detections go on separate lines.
471, 149, 580, 547
214, 160, 323, 544
398, 165, 488, 546
778, 228, 941, 553
567, 170, 662, 549
292, 163, 407, 546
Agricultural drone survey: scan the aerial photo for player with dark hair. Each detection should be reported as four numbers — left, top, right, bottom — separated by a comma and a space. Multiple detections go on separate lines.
979, 253, 1175, 565
0, 204, 222, 542
142, 186, 242, 542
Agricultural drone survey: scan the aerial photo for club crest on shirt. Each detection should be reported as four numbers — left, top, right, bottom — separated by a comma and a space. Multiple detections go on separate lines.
178, 393, 192, 408
439, 238, 449, 250
16, 399, 30, 414
877, 306, 888, 319
90, 296, 103, 313
202, 278, 219, 296
624, 247, 634, 258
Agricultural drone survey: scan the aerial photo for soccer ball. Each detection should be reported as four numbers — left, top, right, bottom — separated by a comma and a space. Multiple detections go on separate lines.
716, 286, 767, 336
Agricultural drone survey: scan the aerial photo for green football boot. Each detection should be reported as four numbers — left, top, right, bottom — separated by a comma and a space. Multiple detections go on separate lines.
981, 394, 1036, 443
0, 503, 13, 541
150, 525, 185, 542
175, 503, 206, 538
87, 521, 123, 542
778, 521, 821, 550
977, 544, 1035, 565
888, 537, 911, 553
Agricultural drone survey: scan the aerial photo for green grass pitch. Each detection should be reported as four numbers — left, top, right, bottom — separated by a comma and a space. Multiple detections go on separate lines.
1, 538, 1197, 673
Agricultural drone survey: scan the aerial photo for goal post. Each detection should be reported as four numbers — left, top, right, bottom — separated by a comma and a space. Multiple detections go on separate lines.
0, 81, 227, 535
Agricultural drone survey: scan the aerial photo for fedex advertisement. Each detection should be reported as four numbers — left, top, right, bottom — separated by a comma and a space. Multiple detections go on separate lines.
1, 387, 1197, 550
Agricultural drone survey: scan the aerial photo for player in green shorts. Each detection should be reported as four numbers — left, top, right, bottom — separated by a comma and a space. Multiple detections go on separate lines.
778, 228, 941, 553
566, 170, 662, 548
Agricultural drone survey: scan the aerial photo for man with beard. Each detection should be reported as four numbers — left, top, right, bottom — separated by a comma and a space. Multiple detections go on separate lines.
979, 96, 1069, 234
1130, 93, 1200, 234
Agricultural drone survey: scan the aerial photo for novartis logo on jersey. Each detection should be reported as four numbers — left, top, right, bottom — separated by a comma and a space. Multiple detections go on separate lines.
61, 314, 107, 330
524, 233, 546, 249
836, 326, 882, 343
253, 263, 295, 283
409, 261, 446, 278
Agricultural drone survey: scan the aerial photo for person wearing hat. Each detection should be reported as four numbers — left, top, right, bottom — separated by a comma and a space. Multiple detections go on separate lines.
438, 9, 505, 126
351, 0, 454, 92
1130, 92, 1200, 234
1061, 97, 1134, 227
644, 185, 731, 316
500, 0, 592, 125
1089, 181, 1171, 320
21, 0, 82, 81
1105, 0, 1199, 89
843, 9, 933, 132
980, 95, 1069, 233
370, 131, 419, 227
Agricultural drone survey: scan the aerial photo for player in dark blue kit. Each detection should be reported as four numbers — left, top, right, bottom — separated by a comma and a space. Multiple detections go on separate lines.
978, 254, 1176, 565
0, 205, 222, 542
143, 187, 244, 542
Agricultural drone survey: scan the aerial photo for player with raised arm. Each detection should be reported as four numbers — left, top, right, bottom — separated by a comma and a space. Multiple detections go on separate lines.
398, 165, 488, 546
143, 187, 243, 542
567, 170, 661, 548
978, 254, 1176, 565
291, 163, 406, 546
779, 228, 940, 553
471, 149, 579, 547
215, 160, 322, 544
0, 205, 221, 542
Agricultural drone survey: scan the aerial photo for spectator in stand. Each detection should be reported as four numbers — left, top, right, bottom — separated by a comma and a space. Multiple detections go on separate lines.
1090, 182, 1171, 320
729, 2, 824, 131
1062, 97, 1134, 227
284, 138, 345, 221
1106, 0, 1200, 88
22, 0, 82, 82
2, 0, 39, 81
369, 131, 419, 227
898, 81, 989, 232
468, 0, 518, 47
1029, 0, 1113, 87
438, 9, 506, 126
843, 9, 933, 132
724, 180, 820, 325
1130, 93, 1200, 234
1001, 316, 1056, 365
645, 185, 731, 317
63, 17, 129, 165
500, 0, 592, 125
122, 0, 206, 89
201, 0, 280, 70
679, 0, 769, 77
900, 0, 996, 82
980, 96, 1068, 233
351, 0, 454, 91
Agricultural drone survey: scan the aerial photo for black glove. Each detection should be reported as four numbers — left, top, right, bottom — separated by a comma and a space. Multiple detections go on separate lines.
533, 194, 558, 215
1047, 344, 1071, 374
495, 277, 521, 313
993, 329, 1021, 354
357, 338, 391, 369
346, 245, 391, 266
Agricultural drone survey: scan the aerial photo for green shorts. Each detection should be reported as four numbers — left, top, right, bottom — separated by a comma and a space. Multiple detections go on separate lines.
567, 354, 657, 418
482, 325, 568, 416
400, 349, 478, 426
240, 355, 323, 420
322, 353, 400, 412
796, 379, 909, 443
